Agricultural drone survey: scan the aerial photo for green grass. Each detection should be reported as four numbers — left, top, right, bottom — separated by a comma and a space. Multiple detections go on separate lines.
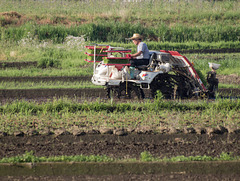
0, 81, 101, 89
0, 0, 240, 43
0, 98, 239, 134
140, 151, 239, 162
0, 67, 92, 77
0, 151, 239, 164
1, 22, 240, 43
0, 39, 239, 77
0, 151, 114, 163
186, 53, 240, 76
1, 0, 239, 27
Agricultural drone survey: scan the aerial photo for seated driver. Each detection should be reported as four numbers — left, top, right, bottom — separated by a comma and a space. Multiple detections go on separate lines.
129, 33, 149, 79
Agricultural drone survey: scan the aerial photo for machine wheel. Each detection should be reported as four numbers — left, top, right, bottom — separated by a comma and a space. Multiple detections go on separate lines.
150, 74, 178, 99
107, 82, 144, 99
150, 73, 194, 99
118, 82, 144, 99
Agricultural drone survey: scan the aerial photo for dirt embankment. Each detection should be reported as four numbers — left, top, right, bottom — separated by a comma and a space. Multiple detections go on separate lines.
217, 74, 240, 85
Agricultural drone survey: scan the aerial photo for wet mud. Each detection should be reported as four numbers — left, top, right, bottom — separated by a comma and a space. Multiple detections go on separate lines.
0, 134, 240, 180
1, 134, 240, 159
0, 88, 239, 102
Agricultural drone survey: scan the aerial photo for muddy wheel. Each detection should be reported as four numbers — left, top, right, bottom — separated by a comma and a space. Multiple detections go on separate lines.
150, 74, 178, 99
151, 73, 194, 99
117, 82, 144, 99
176, 75, 194, 98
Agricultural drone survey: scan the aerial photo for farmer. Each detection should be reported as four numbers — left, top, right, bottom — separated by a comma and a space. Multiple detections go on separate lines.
129, 33, 150, 79
207, 63, 220, 98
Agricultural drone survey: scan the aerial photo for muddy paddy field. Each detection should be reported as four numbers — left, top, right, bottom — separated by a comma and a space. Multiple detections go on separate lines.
0, 47, 240, 180
0, 134, 240, 180
1, 0, 240, 179
0, 73, 240, 180
0, 74, 239, 102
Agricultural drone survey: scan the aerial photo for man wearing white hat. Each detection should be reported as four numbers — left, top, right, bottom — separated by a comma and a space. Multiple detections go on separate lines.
207, 62, 220, 97
129, 33, 150, 79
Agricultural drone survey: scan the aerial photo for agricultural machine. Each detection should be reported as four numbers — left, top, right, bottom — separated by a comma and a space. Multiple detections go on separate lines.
85, 44, 218, 99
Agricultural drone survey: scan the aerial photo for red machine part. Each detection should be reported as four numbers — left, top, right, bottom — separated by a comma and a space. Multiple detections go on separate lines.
160, 50, 207, 91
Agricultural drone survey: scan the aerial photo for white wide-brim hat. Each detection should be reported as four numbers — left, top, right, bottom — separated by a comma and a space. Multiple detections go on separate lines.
209, 62, 221, 70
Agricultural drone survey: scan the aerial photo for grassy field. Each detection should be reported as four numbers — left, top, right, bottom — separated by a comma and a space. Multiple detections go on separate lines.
0, 1, 239, 135
0, 98, 239, 135
1, 0, 239, 27
0, 1, 240, 168
0, 0, 239, 79
0, 0, 240, 43
0, 40, 239, 78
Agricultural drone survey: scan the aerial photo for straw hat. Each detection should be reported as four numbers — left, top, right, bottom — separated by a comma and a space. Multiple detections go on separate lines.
129, 33, 143, 40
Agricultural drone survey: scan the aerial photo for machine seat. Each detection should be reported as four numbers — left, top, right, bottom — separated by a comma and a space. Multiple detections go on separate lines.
136, 53, 156, 70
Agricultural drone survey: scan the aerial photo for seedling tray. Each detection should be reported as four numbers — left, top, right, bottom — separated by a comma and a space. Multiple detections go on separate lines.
85, 46, 109, 54
103, 57, 130, 64
103, 49, 131, 53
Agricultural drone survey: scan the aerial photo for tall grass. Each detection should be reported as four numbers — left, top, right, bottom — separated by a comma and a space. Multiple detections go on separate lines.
0, 0, 240, 43
1, 22, 240, 43
1, 0, 239, 25
186, 53, 240, 76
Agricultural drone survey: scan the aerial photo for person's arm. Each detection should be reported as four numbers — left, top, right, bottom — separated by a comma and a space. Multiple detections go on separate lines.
130, 51, 142, 58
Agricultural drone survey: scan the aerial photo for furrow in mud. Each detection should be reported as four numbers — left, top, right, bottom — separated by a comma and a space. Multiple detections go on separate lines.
0, 134, 240, 159
0, 88, 105, 102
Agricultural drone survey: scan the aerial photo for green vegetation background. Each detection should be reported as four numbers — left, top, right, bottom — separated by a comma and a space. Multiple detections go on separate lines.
0, 0, 239, 78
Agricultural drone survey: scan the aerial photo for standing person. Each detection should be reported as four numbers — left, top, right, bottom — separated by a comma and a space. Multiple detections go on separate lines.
207, 63, 220, 98
129, 33, 150, 79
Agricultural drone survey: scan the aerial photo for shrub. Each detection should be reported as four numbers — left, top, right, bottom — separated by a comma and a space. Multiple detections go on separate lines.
38, 57, 60, 68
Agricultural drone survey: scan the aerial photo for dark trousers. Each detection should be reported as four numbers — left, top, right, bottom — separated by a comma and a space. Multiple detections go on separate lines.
130, 59, 149, 67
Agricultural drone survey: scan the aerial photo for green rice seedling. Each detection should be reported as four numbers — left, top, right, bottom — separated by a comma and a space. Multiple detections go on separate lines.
0, 151, 114, 163
0, 80, 101, 89
0, 66, 93, 77
140, 151, 156, 162
0, 151, 239, 164
0, 98, 239, 135
1, 98, 239, 114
